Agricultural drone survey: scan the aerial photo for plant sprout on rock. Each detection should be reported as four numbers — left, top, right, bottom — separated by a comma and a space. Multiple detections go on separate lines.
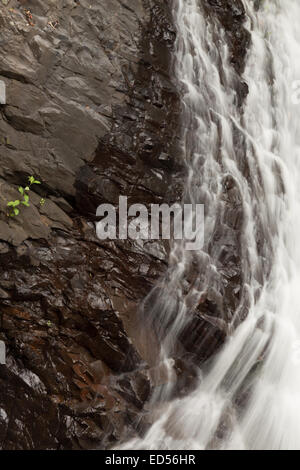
7, 176, 42, 217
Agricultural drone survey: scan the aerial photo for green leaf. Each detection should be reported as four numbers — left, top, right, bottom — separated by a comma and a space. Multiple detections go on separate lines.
21, 201, 30, 207
34, 180, 41, 184
28, 176, 35, 184
24, 194, 29, 203
25, 186, 30, 191
18, 187, 24, 195
14, 208, 19, 216
8, 200, 20, 207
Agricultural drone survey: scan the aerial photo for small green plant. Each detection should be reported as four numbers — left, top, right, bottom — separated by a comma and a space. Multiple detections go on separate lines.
7, 176, 41, 217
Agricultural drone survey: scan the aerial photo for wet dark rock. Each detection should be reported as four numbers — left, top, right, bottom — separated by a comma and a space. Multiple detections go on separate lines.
203, 0, 251, 75
0, 0, 251, 449
116, 371, 151, 410
179, 313, 227, 364
172, 356, 200, 398
0, 0, 180, 449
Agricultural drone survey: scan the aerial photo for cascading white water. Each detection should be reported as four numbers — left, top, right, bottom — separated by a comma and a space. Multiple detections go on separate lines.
120, 0, 300, 450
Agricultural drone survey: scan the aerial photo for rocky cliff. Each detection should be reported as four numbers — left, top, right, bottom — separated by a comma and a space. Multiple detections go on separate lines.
0, 0, 249, 449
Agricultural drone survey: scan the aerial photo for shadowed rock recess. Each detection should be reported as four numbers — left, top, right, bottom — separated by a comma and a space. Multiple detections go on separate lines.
0, 0, 249, 449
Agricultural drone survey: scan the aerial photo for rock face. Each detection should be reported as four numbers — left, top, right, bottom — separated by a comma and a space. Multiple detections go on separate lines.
0, 0, 250, 449
203, 0, 250, 74
0, 0, 182, 449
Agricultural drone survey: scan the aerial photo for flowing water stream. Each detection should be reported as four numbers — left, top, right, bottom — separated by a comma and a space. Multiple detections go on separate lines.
121, 0, 300, 450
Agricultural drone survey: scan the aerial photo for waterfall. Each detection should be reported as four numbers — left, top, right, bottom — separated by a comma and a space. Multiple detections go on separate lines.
120, 0, 300, 450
